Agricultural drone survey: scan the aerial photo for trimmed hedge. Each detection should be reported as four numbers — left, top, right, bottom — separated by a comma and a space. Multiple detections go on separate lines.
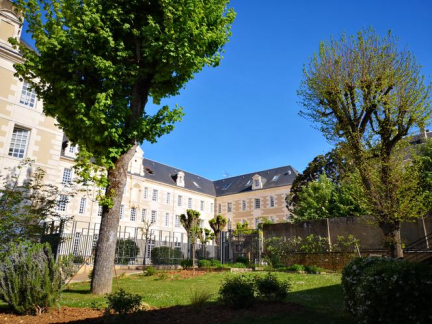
150, 246, 183, 265
342, 257, 432, 324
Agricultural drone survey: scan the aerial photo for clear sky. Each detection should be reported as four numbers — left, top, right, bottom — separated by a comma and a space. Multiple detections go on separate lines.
22, 0, 432, 180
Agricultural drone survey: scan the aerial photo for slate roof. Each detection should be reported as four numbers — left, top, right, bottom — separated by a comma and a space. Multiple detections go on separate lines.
409, 131, 432, 145
213, 165, 298, 197
143, 159, 216, 197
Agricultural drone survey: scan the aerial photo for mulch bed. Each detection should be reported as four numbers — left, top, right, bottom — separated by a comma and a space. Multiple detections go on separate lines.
0, 302, 303, 324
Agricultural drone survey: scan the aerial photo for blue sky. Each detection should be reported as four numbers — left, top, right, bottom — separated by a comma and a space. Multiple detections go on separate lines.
22, 0, 432, 180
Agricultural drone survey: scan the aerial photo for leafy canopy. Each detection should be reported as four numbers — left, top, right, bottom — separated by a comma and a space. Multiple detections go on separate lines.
12, 0, 236, 165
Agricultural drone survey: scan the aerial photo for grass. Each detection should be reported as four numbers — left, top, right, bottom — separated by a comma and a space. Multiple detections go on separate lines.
1, 271, 351, 323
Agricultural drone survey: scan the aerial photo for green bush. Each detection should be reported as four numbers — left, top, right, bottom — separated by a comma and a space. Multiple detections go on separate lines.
115, 239, 140, 265
198, 259, 212, 268
235, 256, 249, 265
180, 259, 193, 269
105, 288, 142, 314
223, 262, 246, 269
210, 259, 222, 268
255, 272, 290, 301
150, 247, 183, 265
286, 264, 304, 272
219, 275, 256, 308
144, 266, 156, 276
0, 243, 62, 315
342, 257, 432, 324
304, 265, 325, 274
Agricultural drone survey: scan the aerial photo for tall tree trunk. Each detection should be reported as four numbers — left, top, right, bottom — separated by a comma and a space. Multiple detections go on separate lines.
91, 144, 137, 295
192, 242, 196, 275
379, 221, 403, 258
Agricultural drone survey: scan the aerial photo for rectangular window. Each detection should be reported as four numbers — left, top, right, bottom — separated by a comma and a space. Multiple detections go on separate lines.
130, 207, 136, 221
218, 204, 221, 214
242, 200, 246, 211
120, 205, 124, 219
79, 198, 86, 214
254, 198, 261, 209
175, 215, 180, 227
152, 189, 158, 202
178, 195, 183, 207
98, 205, 103, 217
227, 202, 232, 213
141, 209, 147, 222
210, 203, 214, 213
166, 192, 171, 204
165, 213, 169, 227
200, 200, 204, 211
19, 81, 37, 108
62, 168, 72, 184
69, 145, 75, 153
151, 210, 157, 223
254, 179, 259, 187
188, 197, 192, 209
270, 196, 275, 208
143, 187, 148, 199
56, 195, 68, 212
8, 127, 29, 159
255, 218, 260, 229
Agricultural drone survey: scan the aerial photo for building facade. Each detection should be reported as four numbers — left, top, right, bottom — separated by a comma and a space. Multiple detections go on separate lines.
0, 1, 296, 262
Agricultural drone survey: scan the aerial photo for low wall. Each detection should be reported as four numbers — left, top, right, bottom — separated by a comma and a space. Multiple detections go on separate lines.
263, 216, 432, 251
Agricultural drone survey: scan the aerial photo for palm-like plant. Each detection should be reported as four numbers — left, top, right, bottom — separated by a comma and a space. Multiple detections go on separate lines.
209, 214, 227, 245
180, 209, 201, 271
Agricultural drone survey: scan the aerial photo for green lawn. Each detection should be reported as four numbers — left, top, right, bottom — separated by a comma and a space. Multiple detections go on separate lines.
60, 271, 351, 324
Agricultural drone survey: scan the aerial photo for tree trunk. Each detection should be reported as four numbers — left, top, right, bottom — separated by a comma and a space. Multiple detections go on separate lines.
192, 242, 196, 275
91, 144, 137, 295
379, 221, 403, 258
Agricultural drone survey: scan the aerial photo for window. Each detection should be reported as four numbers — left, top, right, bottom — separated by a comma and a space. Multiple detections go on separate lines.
227, 202, 232, 213
175, 215, 181, 227
254, 198, 261, 209
165, 213, 169, 227
62, 168, 72, 184
242, 200, 246, 211
227, 220, 232, 230
79, 198, 86, 214
130, 208, 136, 221
151, 210, 157, 223
270, 216, 275, 223
19, 81, 37, 108
120, 205, 124, 219
178, 195, 183, 206
210, 203, 214, 213
272, 174, 280, 182
270, 196, 275, 208
57, 195, 68, 212
166, 192, 171, 204
141, 209, 147, 222
255, 218, 260, 228
200, 200, 204, 211
143, 187, 148, 199
8, 127, 29, 158
246, 179, 252, 186
222, 183, 231, 190
72, 232, 81, 255
254, 179, 260, 187
152, 189, 158, 202
69, 145, 75, 153
98, 205, 103, 217
218, 204, 221, 214
188, 197, 193, 209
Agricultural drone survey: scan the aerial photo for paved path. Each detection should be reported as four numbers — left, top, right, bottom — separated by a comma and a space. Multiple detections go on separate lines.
68, 269, 142, 284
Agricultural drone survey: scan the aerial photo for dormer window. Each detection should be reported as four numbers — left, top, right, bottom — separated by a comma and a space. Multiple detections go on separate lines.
252, 174, 263, 190
271, 174, 280, 182
176, 171, 185, 187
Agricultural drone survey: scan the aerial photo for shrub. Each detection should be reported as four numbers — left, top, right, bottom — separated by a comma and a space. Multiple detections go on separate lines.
144, 266, 156, 276
255, 272, 290, 301
210, 259, 222, 268
342, 257, 432, 324
219, 275, 256, 308
190, 288, 212, 311
198, 259, 212, 268
223, 262, 246, 269
115, 239, 140, 265
105, 288, 142, 314
286, 264, 304, 272
235, 256, 249, 265
304, 265, 325, 274
180, 259, 193, 269
0, 243, 62, 315
151, 247, 183, 265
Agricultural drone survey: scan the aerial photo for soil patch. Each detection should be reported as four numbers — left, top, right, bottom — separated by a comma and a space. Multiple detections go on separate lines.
0, 302, 303, 324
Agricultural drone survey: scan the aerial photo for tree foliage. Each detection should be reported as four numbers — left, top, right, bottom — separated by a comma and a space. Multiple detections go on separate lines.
180, 209, 201, 269
208, 214, 227, 244
298, 28, 431, 257
0, 159, 73, 249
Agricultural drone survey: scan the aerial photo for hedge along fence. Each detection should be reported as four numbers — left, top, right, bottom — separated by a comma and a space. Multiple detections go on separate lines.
342, 257, 432, 324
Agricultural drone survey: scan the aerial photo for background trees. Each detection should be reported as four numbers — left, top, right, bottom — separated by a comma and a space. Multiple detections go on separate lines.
13, 0, 235, 294
180, 209, 201, 271
298, 28, 431, 257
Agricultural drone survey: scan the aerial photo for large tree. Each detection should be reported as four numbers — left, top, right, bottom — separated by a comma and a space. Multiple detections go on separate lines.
12, 0, 235, 293
298, 28, 431, 258
180, 209, 201, 273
